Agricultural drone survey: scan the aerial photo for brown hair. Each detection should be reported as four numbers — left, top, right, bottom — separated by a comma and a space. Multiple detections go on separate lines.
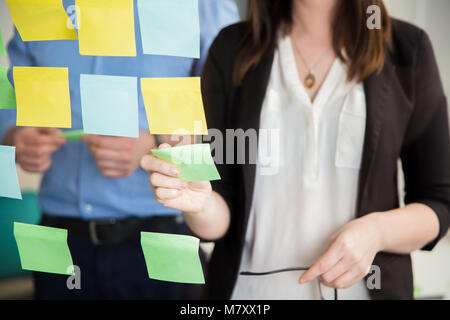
234, 0, 392, 84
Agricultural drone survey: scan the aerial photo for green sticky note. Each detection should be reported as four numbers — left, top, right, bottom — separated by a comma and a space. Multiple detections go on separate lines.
61, 129, 85, 141
0, 66, 16, 109
13, 222, 74, 275
140, 232, 205, 284
151, 144, 220, 182
0, 29, 6, 56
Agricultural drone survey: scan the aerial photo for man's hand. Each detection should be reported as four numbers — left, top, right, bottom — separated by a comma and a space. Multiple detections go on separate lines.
83, 131, 156, 179
11, 127, 67, 173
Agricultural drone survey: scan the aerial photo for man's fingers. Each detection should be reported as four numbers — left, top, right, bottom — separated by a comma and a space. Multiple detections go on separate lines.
91, 147, 133, 164
96, 160, 129, 171
20, 143, 62, 157
22, 131, 66, 145
150, 173, 187, 190
19, 158, 51, 173
38, 128, 62, 135
18, 154, 50, 167
140, 154, 179, 177
100, 169, 129, 179
81, 134, 98, 144
86, 135, 135, 151
299, 241, 343, 284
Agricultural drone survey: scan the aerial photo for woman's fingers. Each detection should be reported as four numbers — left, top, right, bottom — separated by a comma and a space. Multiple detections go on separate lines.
320, 256, 354, 286
154, 187, 181, 201
150, 172, 187, 190
140, 154, 179, 177
299, 240, 343, 284
328, 265, 365, 289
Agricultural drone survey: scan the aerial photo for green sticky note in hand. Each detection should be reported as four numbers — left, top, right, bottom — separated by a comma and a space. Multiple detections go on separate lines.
61, 129, 85, 141
0, 29, 6, 56
141, 232, 205, 284
151, 144, 220, 182
14, 222, 74, 275
0, 66, 16, 109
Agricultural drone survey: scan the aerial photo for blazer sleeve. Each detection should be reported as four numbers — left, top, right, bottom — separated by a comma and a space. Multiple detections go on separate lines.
201, 31, 239, 221
400, 30, 450, 250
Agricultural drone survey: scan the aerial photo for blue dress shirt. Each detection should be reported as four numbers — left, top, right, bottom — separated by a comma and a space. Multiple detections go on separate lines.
0, 0, 239, 220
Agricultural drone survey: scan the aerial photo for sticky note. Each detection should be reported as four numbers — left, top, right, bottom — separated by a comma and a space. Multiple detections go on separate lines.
80, 74, 139, 138
0, 29, 6, 56
141, 232, 204, 284
6, 0, 77, 41
0, 146, 22, 200
141, 77, 207, 135
0, 66, 16, 109
76, 0, 136, 56
14, 222, 74, 275
14, 66, 72, 128
151, 144, 220, 182
137, 0, 200, 58
61, 129, 85, 141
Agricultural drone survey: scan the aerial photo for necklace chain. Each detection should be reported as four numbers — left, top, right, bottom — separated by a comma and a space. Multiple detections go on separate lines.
291, 37, 332, 89
291, 38, 332, 74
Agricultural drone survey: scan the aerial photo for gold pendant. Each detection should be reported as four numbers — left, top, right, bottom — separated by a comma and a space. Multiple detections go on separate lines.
305, 73, 315, 89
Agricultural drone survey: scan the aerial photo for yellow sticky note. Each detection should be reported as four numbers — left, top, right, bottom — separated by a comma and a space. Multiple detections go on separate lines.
6, 0, 77, 41
14, 67, 72, 128
76, 0, 136, 56
141, 77, 207, 135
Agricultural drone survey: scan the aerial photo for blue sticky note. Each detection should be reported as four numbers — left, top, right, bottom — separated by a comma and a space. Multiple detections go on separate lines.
80, 74, 139, 138
0, 146, 22, 200
137, 0, 200, 59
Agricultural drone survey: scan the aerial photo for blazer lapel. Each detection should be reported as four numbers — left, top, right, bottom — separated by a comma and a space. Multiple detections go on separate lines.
357, 54, 396, 216
236, 49, 275, 229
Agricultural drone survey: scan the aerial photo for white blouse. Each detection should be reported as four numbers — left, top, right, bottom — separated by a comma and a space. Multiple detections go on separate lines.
231, 36, 370, 300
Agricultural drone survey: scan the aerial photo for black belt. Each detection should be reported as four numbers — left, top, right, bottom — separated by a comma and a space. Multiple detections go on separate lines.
41, 214, 183, 246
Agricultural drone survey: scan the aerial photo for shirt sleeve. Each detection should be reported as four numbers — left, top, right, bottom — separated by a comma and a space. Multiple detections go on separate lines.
190, 0, 240, 77
0, 29, 35, 144
400, 30, 450, 251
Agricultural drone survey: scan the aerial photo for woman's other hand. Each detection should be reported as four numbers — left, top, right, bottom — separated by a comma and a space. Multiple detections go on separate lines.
298, 214, 383, 289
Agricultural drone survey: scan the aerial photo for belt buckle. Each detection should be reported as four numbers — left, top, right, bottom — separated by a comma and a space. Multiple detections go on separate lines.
89, 219, 116, 245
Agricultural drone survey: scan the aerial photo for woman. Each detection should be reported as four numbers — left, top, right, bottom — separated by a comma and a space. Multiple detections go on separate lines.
141, 0, 450, 299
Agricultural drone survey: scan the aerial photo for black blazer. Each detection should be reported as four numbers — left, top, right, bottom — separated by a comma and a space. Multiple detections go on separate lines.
201, 19, 450, 300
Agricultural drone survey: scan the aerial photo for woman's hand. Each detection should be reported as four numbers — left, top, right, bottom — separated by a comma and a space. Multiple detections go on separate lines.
140, 143, 213, 215
299, 214, 383, 289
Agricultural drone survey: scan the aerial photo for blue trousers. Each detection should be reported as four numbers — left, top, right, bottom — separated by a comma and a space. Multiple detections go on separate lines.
34, 215, 206, 300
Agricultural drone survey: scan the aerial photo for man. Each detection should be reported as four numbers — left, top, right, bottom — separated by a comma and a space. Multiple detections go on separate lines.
0, 0, 239, 299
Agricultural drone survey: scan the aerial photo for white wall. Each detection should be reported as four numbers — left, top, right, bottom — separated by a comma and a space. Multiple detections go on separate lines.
385, 0, 450, 106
